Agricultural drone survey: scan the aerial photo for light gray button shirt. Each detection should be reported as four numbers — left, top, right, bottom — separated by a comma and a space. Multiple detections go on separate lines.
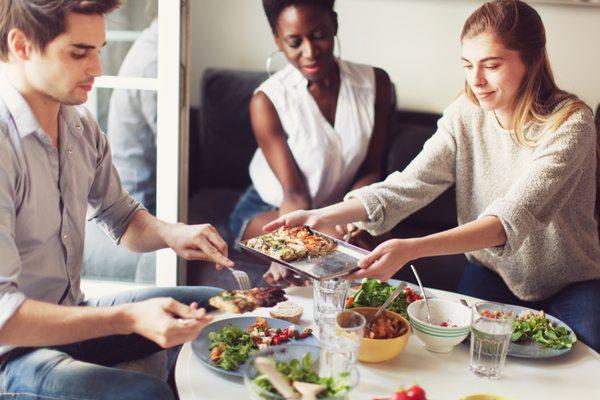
0, 75, 144, 356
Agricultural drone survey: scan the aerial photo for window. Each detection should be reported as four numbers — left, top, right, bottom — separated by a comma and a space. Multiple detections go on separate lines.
82, 0, 189, 295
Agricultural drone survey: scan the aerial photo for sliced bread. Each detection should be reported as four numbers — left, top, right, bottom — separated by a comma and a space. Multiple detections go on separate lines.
269, 300, 303, 324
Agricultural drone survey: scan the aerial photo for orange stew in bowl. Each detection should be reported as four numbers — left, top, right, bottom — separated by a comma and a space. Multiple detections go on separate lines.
364, 314, 408, 339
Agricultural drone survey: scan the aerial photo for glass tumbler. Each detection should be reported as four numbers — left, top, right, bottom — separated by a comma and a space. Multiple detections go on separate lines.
318, 309, 366, 377
469, 301, 515, 379
312, 278, 351, 323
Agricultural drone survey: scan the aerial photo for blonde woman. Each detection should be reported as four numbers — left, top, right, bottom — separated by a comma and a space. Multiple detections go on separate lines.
266, 0, 600, 352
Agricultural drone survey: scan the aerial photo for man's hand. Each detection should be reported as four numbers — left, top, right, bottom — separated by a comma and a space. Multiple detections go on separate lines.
123, 298, 213, 349
346, 238, 418, 281
165, 223, 234, 269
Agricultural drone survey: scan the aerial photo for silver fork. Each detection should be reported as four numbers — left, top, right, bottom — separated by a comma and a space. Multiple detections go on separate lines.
230, 268, 252, 291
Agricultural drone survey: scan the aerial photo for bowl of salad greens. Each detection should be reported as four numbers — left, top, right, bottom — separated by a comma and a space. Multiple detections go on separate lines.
345, 278, 424, 319
244, 344, 358, 399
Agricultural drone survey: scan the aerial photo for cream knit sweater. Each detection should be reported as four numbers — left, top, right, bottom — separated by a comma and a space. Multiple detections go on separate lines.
346, 95, 600, 301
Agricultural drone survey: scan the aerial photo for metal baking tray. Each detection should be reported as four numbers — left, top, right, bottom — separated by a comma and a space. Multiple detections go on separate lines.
239, 229, 368, 281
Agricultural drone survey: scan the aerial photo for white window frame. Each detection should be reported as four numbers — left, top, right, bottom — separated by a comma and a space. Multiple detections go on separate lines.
82, 0, 190, 294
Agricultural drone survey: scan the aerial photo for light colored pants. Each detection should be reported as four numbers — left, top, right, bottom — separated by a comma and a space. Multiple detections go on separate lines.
0, 286, 222, 400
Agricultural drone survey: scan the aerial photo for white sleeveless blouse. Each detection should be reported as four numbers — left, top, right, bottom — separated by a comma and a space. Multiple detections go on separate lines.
249, 59, 376, 208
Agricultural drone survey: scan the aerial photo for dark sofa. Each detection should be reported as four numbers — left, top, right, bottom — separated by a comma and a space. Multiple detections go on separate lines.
186, 68, 469, 290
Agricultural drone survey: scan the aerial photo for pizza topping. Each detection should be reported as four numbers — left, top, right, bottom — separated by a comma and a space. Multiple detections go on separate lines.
245, 226, 337, 262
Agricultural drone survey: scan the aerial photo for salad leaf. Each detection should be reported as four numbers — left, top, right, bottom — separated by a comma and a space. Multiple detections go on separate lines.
511, 311, 576, 350
208, 325, 258, 371
252, 353, 351, 399
348, 278, 417, 318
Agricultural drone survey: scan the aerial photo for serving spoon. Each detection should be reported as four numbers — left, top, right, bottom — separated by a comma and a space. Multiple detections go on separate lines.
365, 281, 407, 329
410, 264, 432, 324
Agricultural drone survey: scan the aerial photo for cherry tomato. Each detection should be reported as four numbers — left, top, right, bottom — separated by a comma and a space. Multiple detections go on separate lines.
393, 391, 409, 400
405, 385, 426, 400
346, 297, 355, 308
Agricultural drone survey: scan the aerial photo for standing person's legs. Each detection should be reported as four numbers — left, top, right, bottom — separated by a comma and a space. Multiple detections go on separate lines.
539, 280, 600, 354
457, 261, 534, 307
0, 348, 174, 400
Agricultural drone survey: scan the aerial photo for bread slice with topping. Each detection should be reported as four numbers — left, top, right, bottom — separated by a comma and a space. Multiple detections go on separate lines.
269, 300, 303, 324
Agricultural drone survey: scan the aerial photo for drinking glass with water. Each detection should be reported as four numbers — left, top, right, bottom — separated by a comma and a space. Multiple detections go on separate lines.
469, 301, 515, 379
313, 278, 351, 323
318, 309, 365, 377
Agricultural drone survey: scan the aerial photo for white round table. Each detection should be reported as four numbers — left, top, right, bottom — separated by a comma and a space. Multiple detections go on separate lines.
175, 285, 600, 399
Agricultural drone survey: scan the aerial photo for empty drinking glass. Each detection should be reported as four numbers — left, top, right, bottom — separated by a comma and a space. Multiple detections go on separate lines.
469, 301, 515, 379
312, 278, 351, 323
318, 309, 366, 377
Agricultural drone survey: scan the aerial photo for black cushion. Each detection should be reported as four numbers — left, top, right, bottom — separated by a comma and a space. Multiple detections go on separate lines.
387, 111, 457, 230
191, 69, 268, 194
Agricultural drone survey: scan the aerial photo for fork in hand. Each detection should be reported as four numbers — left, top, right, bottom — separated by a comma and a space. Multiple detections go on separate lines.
230, 268, 252, 291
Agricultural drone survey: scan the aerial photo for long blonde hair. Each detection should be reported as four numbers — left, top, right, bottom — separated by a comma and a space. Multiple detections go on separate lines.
461, 0, 599, 220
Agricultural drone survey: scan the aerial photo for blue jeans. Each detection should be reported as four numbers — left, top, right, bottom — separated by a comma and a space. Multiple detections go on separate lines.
458, 261, 600, 354
229, 185, 276, 243
0, 286, 222, 400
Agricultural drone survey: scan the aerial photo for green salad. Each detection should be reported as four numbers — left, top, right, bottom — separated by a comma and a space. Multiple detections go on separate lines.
252, 353, 351, 399
511, 310, 576, 350
346, 278, 422, 318
208, 325, 257, 371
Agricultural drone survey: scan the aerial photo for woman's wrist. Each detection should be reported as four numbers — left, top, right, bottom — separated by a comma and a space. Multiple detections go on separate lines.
310, 199, 367, 228
403, 237, 427, 261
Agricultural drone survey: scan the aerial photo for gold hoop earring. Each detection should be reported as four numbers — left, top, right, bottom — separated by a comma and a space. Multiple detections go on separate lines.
266, 50, 284, 76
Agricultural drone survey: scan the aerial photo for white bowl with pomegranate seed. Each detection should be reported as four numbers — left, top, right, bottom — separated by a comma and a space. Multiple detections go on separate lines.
407, 298, 472, 353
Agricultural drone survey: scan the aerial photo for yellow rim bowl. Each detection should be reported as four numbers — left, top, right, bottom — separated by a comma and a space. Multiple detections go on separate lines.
461, 395, 514, 400
351, 307, 410, 363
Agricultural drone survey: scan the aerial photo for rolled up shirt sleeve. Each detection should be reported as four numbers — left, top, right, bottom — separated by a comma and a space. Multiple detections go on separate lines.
86, 113, 146, 244
344, 107, 457, 236
478, 110, 596, 257
0, 152, 26, 332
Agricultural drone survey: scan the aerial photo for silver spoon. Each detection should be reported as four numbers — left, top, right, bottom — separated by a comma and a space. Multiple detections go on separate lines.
410, 264, 432, 324
366, 281, 407, 329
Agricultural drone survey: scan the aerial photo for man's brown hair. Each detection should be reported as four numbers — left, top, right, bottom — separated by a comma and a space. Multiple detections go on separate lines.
0, 0, 122, 61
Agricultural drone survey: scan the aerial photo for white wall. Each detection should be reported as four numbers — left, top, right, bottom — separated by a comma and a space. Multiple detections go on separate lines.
190, 0, 600, 113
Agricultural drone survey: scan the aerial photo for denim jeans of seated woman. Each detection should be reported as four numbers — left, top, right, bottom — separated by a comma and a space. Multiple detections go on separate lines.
230, 185, 277, 245
0, 286, 222, 400
458, 261, 600, 354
